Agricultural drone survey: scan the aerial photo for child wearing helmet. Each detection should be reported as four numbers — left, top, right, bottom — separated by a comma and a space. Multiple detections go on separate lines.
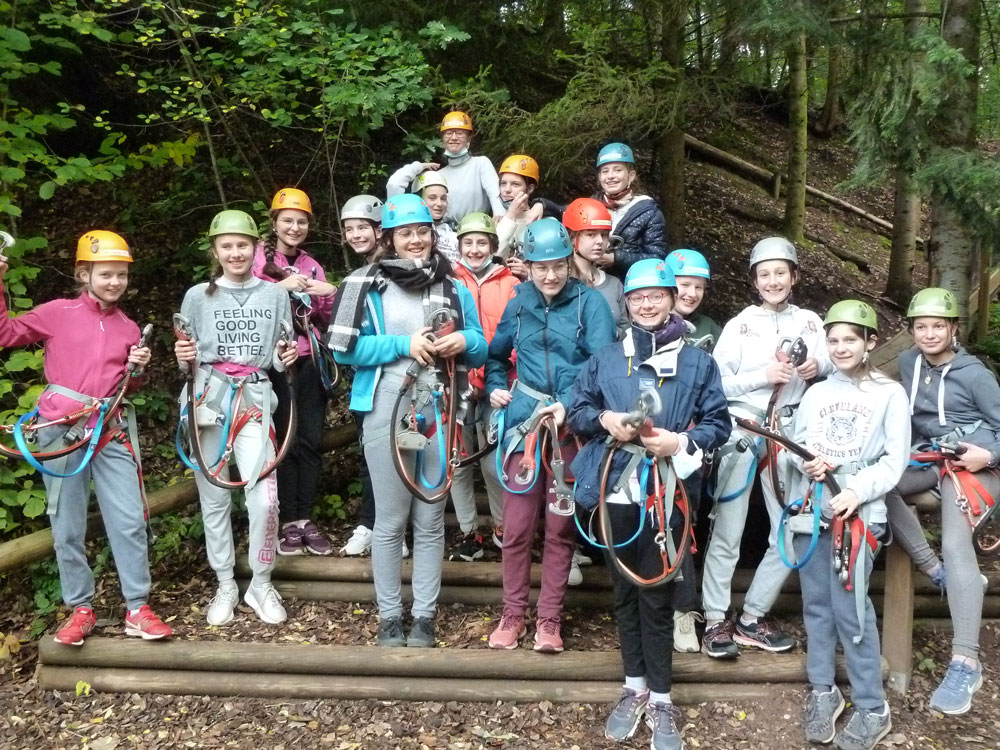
593, 143, 668, 278
387, 169, 459, 263
883, 288, 1000, 716
568, 258, 730, 749
437, 111, 505, 223
784, 300, 907, 749
665, 249, 722, 351
251, 188, 337, 558
0, 231, 171, 647
495, 154, 543, 278
448, 212, 519, 561
700, 236, 832, 659
341, 194, 383, 263
329, 194, 487, 647
563, 197, 627, 337
175, 210, 297, 627
485, 217, 616, 653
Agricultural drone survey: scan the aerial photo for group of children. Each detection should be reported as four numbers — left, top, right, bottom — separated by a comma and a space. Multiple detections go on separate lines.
3, 108, 998, 750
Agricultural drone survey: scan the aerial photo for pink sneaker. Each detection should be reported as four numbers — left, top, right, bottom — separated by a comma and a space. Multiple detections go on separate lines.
488, 613, 526, 650
53, 606, 96, 647
124, 605, 173, 640
533, 617, 563, 653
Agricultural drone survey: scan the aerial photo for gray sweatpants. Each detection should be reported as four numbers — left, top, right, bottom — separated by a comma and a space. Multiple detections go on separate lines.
794, 524, 885, 710
40, 424, 151, 611
887, 465, 1000, 659
450, 416, 504, 534
364, 372, 446, 620
702, 438, 790, 621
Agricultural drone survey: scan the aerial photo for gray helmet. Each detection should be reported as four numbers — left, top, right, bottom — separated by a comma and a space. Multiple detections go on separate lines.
341, 194, 383, 225
749, 236, 798, 269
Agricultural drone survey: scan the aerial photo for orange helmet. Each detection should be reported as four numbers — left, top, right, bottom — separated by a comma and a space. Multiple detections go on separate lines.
498, 154, 540, 183
270, 187, 313, 215
75, 230, 133, 263
562, 198, 612, 232
439, 110, 473, 132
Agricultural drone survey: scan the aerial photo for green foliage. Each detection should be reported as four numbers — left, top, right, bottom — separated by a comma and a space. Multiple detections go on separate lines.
315, 492, 347, 521
149, 511, 203, 563
970, 301, 1000, 361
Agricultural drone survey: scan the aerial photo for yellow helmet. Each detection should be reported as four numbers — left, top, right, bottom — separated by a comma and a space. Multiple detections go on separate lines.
498, 154, 540, 183
439, 110, 473, 132
270, 187, 313, 215
75, 230, 133, 263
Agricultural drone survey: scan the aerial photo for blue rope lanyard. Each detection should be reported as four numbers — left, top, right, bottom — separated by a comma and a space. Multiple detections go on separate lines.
13, 403, 109, 478
778, 482, 824, 569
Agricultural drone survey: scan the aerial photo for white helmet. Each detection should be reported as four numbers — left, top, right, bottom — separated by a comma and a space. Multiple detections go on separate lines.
341, 195, 383, 224
414, 171, 448, 193
749, 236, 798, 269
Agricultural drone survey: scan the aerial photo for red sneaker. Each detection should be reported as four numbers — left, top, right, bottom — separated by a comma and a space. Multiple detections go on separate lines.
53, 606, 96, 647
124, 605, 173, 640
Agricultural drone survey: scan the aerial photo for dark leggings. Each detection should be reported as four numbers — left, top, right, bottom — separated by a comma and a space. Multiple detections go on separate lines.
352, 410, 377, 529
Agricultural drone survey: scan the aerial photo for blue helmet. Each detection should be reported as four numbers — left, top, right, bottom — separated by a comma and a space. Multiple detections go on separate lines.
666, 249, 711, 280
382, 193, 433, 229
596, 142, 635, 168
522, 217, 573, 262
624, 258, 677, 294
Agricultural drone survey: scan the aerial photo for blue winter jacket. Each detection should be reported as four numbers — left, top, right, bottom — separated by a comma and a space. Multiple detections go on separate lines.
568, 325, 732, 510
486, 279, 616, 432
333, 281, 487, 413
593, 195, 669, 278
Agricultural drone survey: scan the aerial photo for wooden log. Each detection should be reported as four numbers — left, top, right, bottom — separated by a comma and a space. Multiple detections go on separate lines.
0, 423, 358, 575
882, 532, 916, 693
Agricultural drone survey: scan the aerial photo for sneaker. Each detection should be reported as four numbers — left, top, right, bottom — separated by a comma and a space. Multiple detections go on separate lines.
488, 613, 526, 649
804, 686, 845, 744
573, 547, 593, 567
53, 606, 96, 646
733, 616, 795, 652
448, 530, 485, 562
604, 687, 649, 741
833, 703, 891, 750
402, 538, 410, 559
341, 524, 372, 556
244, 582, 287, 625
645, 700, 684, 750
301, 520, 333, 556
533, 617, 564, 653
278, 523, 305, 556
567, 558, 583, 587
205, 583, 239, 626
929, 660, 983, 715
124, 605, 173, 640
492, 525, 504, 549
377, 615, 405, 647
673, 611, 702, 653
406, 616, 436, 648
701, 620, 739, 659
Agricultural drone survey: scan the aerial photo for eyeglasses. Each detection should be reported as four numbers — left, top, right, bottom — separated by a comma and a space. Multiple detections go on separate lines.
529, 263, 569, 279
394, 226, 433, 242
626, 291, 668, 306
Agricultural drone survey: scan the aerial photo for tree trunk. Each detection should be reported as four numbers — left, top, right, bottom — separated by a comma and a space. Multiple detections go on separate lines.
816, 22, 845, 135
658, 0, 687, 248
928, 0, 981, 334
716, 0, 740, 75
784, 31, 809, 242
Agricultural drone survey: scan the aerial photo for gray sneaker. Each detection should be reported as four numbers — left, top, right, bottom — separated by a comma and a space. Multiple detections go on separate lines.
929, 660, 983, 715
604, 687, 648, 741
377, 615, 405, 647
406, 616, 436, 648
833, 703, 891, 750
804, 686, 845, 744
645, 701, 684, 750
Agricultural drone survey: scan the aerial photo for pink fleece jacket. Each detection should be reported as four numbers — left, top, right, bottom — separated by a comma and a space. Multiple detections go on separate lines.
0, 290, 141, 420
252, 243, 334, 357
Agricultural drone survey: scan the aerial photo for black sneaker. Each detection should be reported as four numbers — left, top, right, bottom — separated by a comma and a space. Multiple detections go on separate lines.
377, 616, 405, 647
448, 531, 485, 562
701, 620, 740, 659
406, 616, 436, 648
733, 617, 795, 652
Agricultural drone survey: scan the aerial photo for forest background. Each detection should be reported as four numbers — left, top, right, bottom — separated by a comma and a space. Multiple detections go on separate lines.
0, 0, 997, 547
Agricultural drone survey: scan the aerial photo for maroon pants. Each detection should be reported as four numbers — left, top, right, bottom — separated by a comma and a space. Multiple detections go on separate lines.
499, 447, 577, 620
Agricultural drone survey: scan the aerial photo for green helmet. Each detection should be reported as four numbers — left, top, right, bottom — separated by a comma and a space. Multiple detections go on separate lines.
209, 210, 259, 239
907, 287, 959, 319
456, 212, 497, 238
824, 299, 878, 332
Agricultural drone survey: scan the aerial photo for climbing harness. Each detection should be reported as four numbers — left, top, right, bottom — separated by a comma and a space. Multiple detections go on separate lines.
911, 441, 999, 557
763, 336, 808, 499
173, 313, 297, 490
289, 289, 339, 393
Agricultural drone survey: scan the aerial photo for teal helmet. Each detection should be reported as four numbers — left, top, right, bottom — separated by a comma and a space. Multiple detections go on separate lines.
596, 142, 635, 168
382, 194, 432, 229
522, 217, 572, 262
666, 249, 710, 280
624, 258, 677, 294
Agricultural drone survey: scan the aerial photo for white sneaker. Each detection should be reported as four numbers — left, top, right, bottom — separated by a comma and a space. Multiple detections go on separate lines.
573, 547, 593, 567
567, 558, 583, 587
244, 582, 287, 625
673, 610, 703, 653
402, 539, 410, 559
205, 582, 239, 626
341, 525, 372, 556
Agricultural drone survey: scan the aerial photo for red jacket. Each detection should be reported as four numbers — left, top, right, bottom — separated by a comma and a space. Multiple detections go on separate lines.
453, 262, 518, 391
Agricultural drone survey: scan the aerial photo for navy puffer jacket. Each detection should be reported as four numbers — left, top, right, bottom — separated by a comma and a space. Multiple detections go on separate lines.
594, 195, 669, 278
